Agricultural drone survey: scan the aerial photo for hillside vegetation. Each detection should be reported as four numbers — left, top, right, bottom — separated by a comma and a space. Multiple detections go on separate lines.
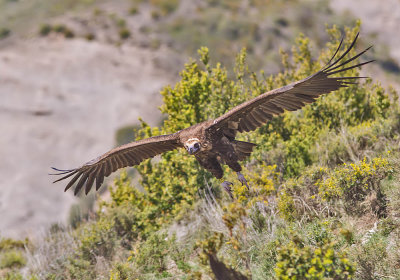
1, 0, 359, 74
2, 23, 400, 279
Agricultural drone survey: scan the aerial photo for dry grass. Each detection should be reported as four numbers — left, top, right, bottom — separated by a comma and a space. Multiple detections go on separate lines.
23, 226, 78, 278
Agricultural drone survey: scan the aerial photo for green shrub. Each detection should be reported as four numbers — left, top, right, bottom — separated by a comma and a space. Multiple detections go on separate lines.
150, 38, 161, 49
116, 18, 126, 28
64, 28, 74, 38
305, 221, 332, 246
0, 238, 28, 251
105, 201, 140, 244
39, 24, 75, 38
0, 250, 26, 269
53, 24, 67, 33
68, 203, 83, 229
2, 272, 24, 280
313, 113, 400, 167
85, 33, 95, 41
119, 28, 131, 39
126, 231, 193, 277
39, 24, 52, 36
0, 28, 11, 39
68, 194, 95, 229
62, 257, 95, 279
115, 125, 140, 146
150, 0, 179, 16
78, 219, 117, 264
151, 10, 160, 20
129, 232, 171, 273
275, 237, 355, 279
129, 6, 138, 15
277, 155, 393, 222
50, 24, 75, 38
277, 187, 297, 222
276, 172, 325, 222
318, 156, 392, 215
109, 262, 136, 280
351, 230, 400, 279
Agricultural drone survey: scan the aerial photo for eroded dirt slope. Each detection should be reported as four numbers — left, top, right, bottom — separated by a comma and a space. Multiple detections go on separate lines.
0, 37, 173, 238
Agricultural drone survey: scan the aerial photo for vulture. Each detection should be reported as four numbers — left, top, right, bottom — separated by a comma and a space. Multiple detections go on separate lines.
52, 33, 373, 198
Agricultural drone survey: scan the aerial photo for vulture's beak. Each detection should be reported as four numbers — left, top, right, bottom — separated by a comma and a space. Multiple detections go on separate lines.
187, 143, 200, 155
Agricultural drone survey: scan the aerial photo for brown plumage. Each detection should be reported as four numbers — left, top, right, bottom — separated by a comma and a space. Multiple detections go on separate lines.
52, 33, 373, 196
208, 254, 249, 280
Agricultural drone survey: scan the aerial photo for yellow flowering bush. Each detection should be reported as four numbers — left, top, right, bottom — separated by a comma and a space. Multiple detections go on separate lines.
275, 237, 355, 279
277, 186, 298, 222
318, 157, 392, 201
232, 164, 278, 206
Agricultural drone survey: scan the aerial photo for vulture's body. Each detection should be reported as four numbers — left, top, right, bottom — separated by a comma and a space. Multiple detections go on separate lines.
180, 120, 256, 181
52, 34, 373, 197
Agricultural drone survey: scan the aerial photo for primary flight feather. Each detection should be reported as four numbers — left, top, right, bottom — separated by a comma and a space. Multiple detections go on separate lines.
52, 33, 373, 197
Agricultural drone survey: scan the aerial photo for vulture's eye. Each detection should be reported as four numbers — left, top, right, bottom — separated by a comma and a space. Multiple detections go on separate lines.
194, 143, 200, 149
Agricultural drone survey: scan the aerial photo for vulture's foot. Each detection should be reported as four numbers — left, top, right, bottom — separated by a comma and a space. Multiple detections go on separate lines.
237, 172, 250, 190
221, 181, 234, 200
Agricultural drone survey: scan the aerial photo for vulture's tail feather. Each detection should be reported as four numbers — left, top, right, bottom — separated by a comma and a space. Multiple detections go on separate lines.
234, 141, 257, 161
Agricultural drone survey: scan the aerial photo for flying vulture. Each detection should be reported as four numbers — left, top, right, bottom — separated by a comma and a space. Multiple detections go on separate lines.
52, 33, 373, 198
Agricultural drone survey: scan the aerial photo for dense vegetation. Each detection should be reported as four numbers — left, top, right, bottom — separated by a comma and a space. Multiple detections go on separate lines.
2, 23, 400, 279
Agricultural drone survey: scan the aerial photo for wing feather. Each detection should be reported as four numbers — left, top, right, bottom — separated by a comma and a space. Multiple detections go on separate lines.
64, 171, 83, 192
275, 96, 304, 108
52, 133, 182, 195
271, 99, 299, 111
254, 108, 273, 121
96, 167, 105, 191
120, 154, 130, 167
126, 153, 139, 165
245, 118, 257, 131
261, 103, 284, 114
293, 93, 316, 103
114, 155, 124, 168
249, 111, 264, 125
52, 169, 79, 183
135, 149, 149, 159
74, 173, 88, 196
85, 166, 98, 194
239, 119, 251, 132
104, 161, 112, 177
209, 33, 372, 134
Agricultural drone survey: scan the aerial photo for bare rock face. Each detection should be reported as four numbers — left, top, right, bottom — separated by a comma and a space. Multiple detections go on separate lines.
0, 37, 173, 238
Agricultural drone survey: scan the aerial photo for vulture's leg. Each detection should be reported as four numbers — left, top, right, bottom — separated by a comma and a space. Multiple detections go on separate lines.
226, 160, 251, 190
220, 181, 234, 200
237, 172, 250, 190
195, 155, 234, 199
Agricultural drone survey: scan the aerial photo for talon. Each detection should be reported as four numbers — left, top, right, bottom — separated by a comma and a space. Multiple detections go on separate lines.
221, 181, 234, 200
237, 172, 250, 190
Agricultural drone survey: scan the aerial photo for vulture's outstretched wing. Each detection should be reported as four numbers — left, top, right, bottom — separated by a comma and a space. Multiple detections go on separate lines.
208, 33, 373, 135
51, 133, 182, 195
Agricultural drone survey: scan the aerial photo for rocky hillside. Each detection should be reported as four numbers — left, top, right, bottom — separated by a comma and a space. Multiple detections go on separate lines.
0, 1, 180, 238
1, 0, 400, 279
0, 0, 399, 242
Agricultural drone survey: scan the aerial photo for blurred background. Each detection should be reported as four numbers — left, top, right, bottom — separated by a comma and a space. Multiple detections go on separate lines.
0, 0, 399, 239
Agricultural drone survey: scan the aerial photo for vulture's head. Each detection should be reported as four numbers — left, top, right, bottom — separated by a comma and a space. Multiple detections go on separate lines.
184, 138, 201, 155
